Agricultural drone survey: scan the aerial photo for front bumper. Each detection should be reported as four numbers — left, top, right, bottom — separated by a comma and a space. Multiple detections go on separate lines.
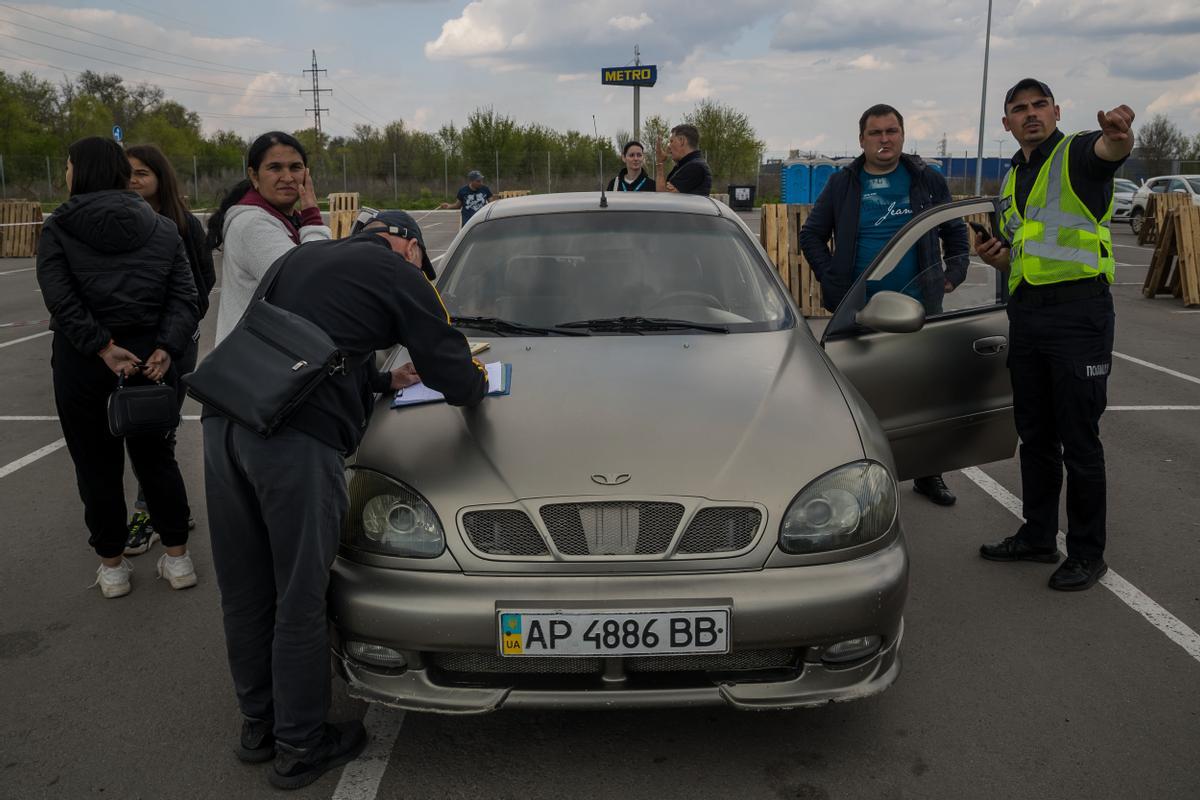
329, 537, 908, 713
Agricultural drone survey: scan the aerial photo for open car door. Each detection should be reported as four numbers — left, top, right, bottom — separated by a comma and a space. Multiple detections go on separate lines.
822, 198, 1017, 481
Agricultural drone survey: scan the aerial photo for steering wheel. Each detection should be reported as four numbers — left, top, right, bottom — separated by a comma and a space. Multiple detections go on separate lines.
648, 290, 727, 311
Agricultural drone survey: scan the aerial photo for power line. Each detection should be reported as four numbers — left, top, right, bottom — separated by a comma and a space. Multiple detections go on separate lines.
112, 0, 229, 40
0, 14, 273, 78
0, 52, 290, 99
0, 31, 296, 96
301, 50, 331, 137
0, 2, 278, 76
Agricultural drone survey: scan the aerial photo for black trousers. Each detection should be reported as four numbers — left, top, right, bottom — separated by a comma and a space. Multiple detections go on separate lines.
1007, 289, 1114, 560
135, 330, 199, 508
203, 415, 348, 750
51, 332, 191, 559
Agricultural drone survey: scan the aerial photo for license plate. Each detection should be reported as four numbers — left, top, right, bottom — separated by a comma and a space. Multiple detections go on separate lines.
497, 608, 730, 657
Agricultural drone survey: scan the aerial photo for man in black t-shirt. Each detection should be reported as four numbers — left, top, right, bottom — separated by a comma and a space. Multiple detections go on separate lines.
654, 124, 713, 196
439, 170, 495, 226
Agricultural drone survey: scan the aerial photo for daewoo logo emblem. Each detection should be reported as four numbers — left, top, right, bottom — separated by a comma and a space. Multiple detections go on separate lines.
591, 473, 631, 486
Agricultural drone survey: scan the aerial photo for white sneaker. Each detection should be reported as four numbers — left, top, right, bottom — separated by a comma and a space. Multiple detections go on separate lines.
156, 552, 197, 590
92, 558, 133, 598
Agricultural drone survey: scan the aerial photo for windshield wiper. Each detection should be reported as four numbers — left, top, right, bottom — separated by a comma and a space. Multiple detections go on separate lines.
450, 315, 589, 336
555, 316, 729, 334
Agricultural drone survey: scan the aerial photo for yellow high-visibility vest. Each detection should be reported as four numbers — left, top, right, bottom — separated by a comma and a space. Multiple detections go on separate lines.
999, 133, 1115, 293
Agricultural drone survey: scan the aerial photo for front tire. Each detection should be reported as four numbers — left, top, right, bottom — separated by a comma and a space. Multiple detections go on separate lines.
1130, 208, 1144, 236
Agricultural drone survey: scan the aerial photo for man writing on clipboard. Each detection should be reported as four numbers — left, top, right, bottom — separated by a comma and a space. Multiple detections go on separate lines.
202, 209, 486, 789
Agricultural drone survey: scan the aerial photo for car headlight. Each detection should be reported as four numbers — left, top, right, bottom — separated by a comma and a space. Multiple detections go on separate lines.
779, 461, 897, 554
342, 468, 445, 558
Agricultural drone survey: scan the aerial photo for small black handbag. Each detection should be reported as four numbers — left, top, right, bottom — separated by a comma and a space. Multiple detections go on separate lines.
107, 373, 179, 437
182, 248, 346, 437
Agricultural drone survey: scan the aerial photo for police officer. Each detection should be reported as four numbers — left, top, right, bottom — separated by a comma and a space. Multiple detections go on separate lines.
976, 78, 1135, 591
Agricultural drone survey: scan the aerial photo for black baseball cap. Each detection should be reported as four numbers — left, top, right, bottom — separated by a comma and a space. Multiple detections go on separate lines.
1004, 78, 1054, 110
361, 210, 436, 280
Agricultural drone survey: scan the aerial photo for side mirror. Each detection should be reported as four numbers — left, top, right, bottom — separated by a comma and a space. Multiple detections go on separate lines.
855, 291, 926, 333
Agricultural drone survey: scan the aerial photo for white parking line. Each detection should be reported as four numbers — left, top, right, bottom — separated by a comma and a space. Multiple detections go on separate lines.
961, 467, 1200, 663
1113, 352, 1200, 387
331, 707, 406, 800
0, 330, 51, 349
1107, 406, 1200, 411
0, 267, 36, 276
0, 438, 66, 479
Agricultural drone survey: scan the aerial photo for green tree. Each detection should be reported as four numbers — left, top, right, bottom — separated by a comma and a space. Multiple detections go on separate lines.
1136, 114, 1186, 177
682, 99, 764, 187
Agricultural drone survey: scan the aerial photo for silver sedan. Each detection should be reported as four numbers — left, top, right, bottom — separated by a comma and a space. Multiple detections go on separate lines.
329, 192, 1015, 713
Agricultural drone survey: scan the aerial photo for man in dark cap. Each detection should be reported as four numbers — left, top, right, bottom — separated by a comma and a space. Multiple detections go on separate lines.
203, 209, 487, 789
439, 169, 495, 226
975, 78, 1135, 592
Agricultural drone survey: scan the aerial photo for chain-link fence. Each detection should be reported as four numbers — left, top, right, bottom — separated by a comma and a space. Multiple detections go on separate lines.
0, 151, 775, 209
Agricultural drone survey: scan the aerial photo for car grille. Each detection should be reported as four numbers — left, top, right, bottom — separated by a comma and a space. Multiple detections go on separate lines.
539, 502, 685, 556
461, 503, 764, 560
677, 508, 762, 554
429, 649, 797, 675
462, 510, 549, 556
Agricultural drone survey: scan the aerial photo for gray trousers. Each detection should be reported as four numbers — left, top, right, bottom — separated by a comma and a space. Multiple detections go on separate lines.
202, 415, 348, 749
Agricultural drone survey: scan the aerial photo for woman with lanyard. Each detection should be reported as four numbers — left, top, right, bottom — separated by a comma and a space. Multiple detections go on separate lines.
207, 131, 330, 344
121, 143, 215, 554
607, 140, 657, 192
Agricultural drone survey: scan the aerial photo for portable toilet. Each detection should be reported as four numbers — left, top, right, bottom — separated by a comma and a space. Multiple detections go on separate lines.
810, 159, 839, 202
781, 162, 811, 204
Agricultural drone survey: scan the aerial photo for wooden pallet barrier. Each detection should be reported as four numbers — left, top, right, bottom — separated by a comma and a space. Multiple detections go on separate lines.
0, 201, 43, 258
497, 190, 531, 199
759, 204, 829, 317
1138, 192, 1193, 246
1143, 206, 1200, 307
1174, 206, 1200, 307
327, 192, 360, 239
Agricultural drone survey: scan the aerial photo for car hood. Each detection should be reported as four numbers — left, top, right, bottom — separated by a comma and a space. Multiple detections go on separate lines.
355, 330, 867, 511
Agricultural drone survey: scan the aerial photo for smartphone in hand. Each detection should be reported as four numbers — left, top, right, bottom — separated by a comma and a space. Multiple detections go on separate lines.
969, 220, 1011, 249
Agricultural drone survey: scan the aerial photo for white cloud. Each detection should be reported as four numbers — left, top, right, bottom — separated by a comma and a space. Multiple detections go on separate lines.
557, 73, 590, 82
665, 77, 712, 104
424, 0, 777, 68
1148, 78, 1200, 115
772, 0, 977, 52
848, 54, 891, 71
608, 13, 652, 32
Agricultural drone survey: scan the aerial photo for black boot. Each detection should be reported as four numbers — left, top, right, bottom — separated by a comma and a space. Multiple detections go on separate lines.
913, 475, 956, 506
1048, 557, 1108, 591
269, 721, 367, 790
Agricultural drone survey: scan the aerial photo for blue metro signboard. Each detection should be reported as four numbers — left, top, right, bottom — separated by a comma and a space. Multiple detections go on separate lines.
601, 65, 657, 87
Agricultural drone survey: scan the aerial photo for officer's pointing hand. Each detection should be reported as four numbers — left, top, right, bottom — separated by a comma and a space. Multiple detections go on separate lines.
1097, 105, 1135, 142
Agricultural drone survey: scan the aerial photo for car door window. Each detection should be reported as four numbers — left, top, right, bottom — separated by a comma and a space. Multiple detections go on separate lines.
823, 199, 1006, 338
1168, 179, 1188, 194
1150, 180, 1168, 193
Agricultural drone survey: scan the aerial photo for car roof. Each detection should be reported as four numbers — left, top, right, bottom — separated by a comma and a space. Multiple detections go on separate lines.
478, 191, 731, 221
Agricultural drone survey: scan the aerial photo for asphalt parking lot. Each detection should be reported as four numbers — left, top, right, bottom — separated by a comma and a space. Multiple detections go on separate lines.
1, 209, 1198, 799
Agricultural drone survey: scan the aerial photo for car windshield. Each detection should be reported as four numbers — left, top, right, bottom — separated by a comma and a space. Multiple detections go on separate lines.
437, 211, 792, 333
1115, 179, 1138, 193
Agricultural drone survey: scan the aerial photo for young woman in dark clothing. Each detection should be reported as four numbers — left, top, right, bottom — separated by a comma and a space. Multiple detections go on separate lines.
606, 140, 657, 192
37, 137, 199, 598
123, 144, 215, 550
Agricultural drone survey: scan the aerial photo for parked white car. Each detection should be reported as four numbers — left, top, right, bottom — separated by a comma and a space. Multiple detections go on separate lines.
1112, 178, 1138, 223
1129, 175, 1200, 235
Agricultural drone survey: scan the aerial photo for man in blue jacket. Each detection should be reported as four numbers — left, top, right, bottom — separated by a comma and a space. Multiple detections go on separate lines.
799, 103, 969, 507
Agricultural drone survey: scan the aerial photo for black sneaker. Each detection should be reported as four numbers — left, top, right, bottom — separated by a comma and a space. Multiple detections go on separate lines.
1049, 557, 1108, 591
269, 721, 367, 790
236, 717, 276, 764
123, 512, 159, 556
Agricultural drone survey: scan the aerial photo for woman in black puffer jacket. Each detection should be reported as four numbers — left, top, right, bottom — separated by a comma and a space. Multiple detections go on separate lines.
37, 137, 199, 599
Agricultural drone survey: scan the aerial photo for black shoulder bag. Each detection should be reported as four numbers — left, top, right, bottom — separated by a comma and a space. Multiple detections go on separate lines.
182, 248, 346, 437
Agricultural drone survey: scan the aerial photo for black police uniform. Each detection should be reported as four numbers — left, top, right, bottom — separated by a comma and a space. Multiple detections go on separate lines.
1006, 129, 1123, 564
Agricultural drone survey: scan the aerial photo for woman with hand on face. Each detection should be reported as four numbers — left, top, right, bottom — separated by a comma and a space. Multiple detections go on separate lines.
207, 131, 330, 344
121, 144, 215, 554
606, 140, 657, 192
37, 136, 198, 598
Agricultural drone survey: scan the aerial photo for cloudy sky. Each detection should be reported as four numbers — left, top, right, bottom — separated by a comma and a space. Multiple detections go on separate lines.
1, 0, 1198, 159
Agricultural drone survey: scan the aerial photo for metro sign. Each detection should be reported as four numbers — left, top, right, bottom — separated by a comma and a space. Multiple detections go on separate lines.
601, 66, 658, 87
